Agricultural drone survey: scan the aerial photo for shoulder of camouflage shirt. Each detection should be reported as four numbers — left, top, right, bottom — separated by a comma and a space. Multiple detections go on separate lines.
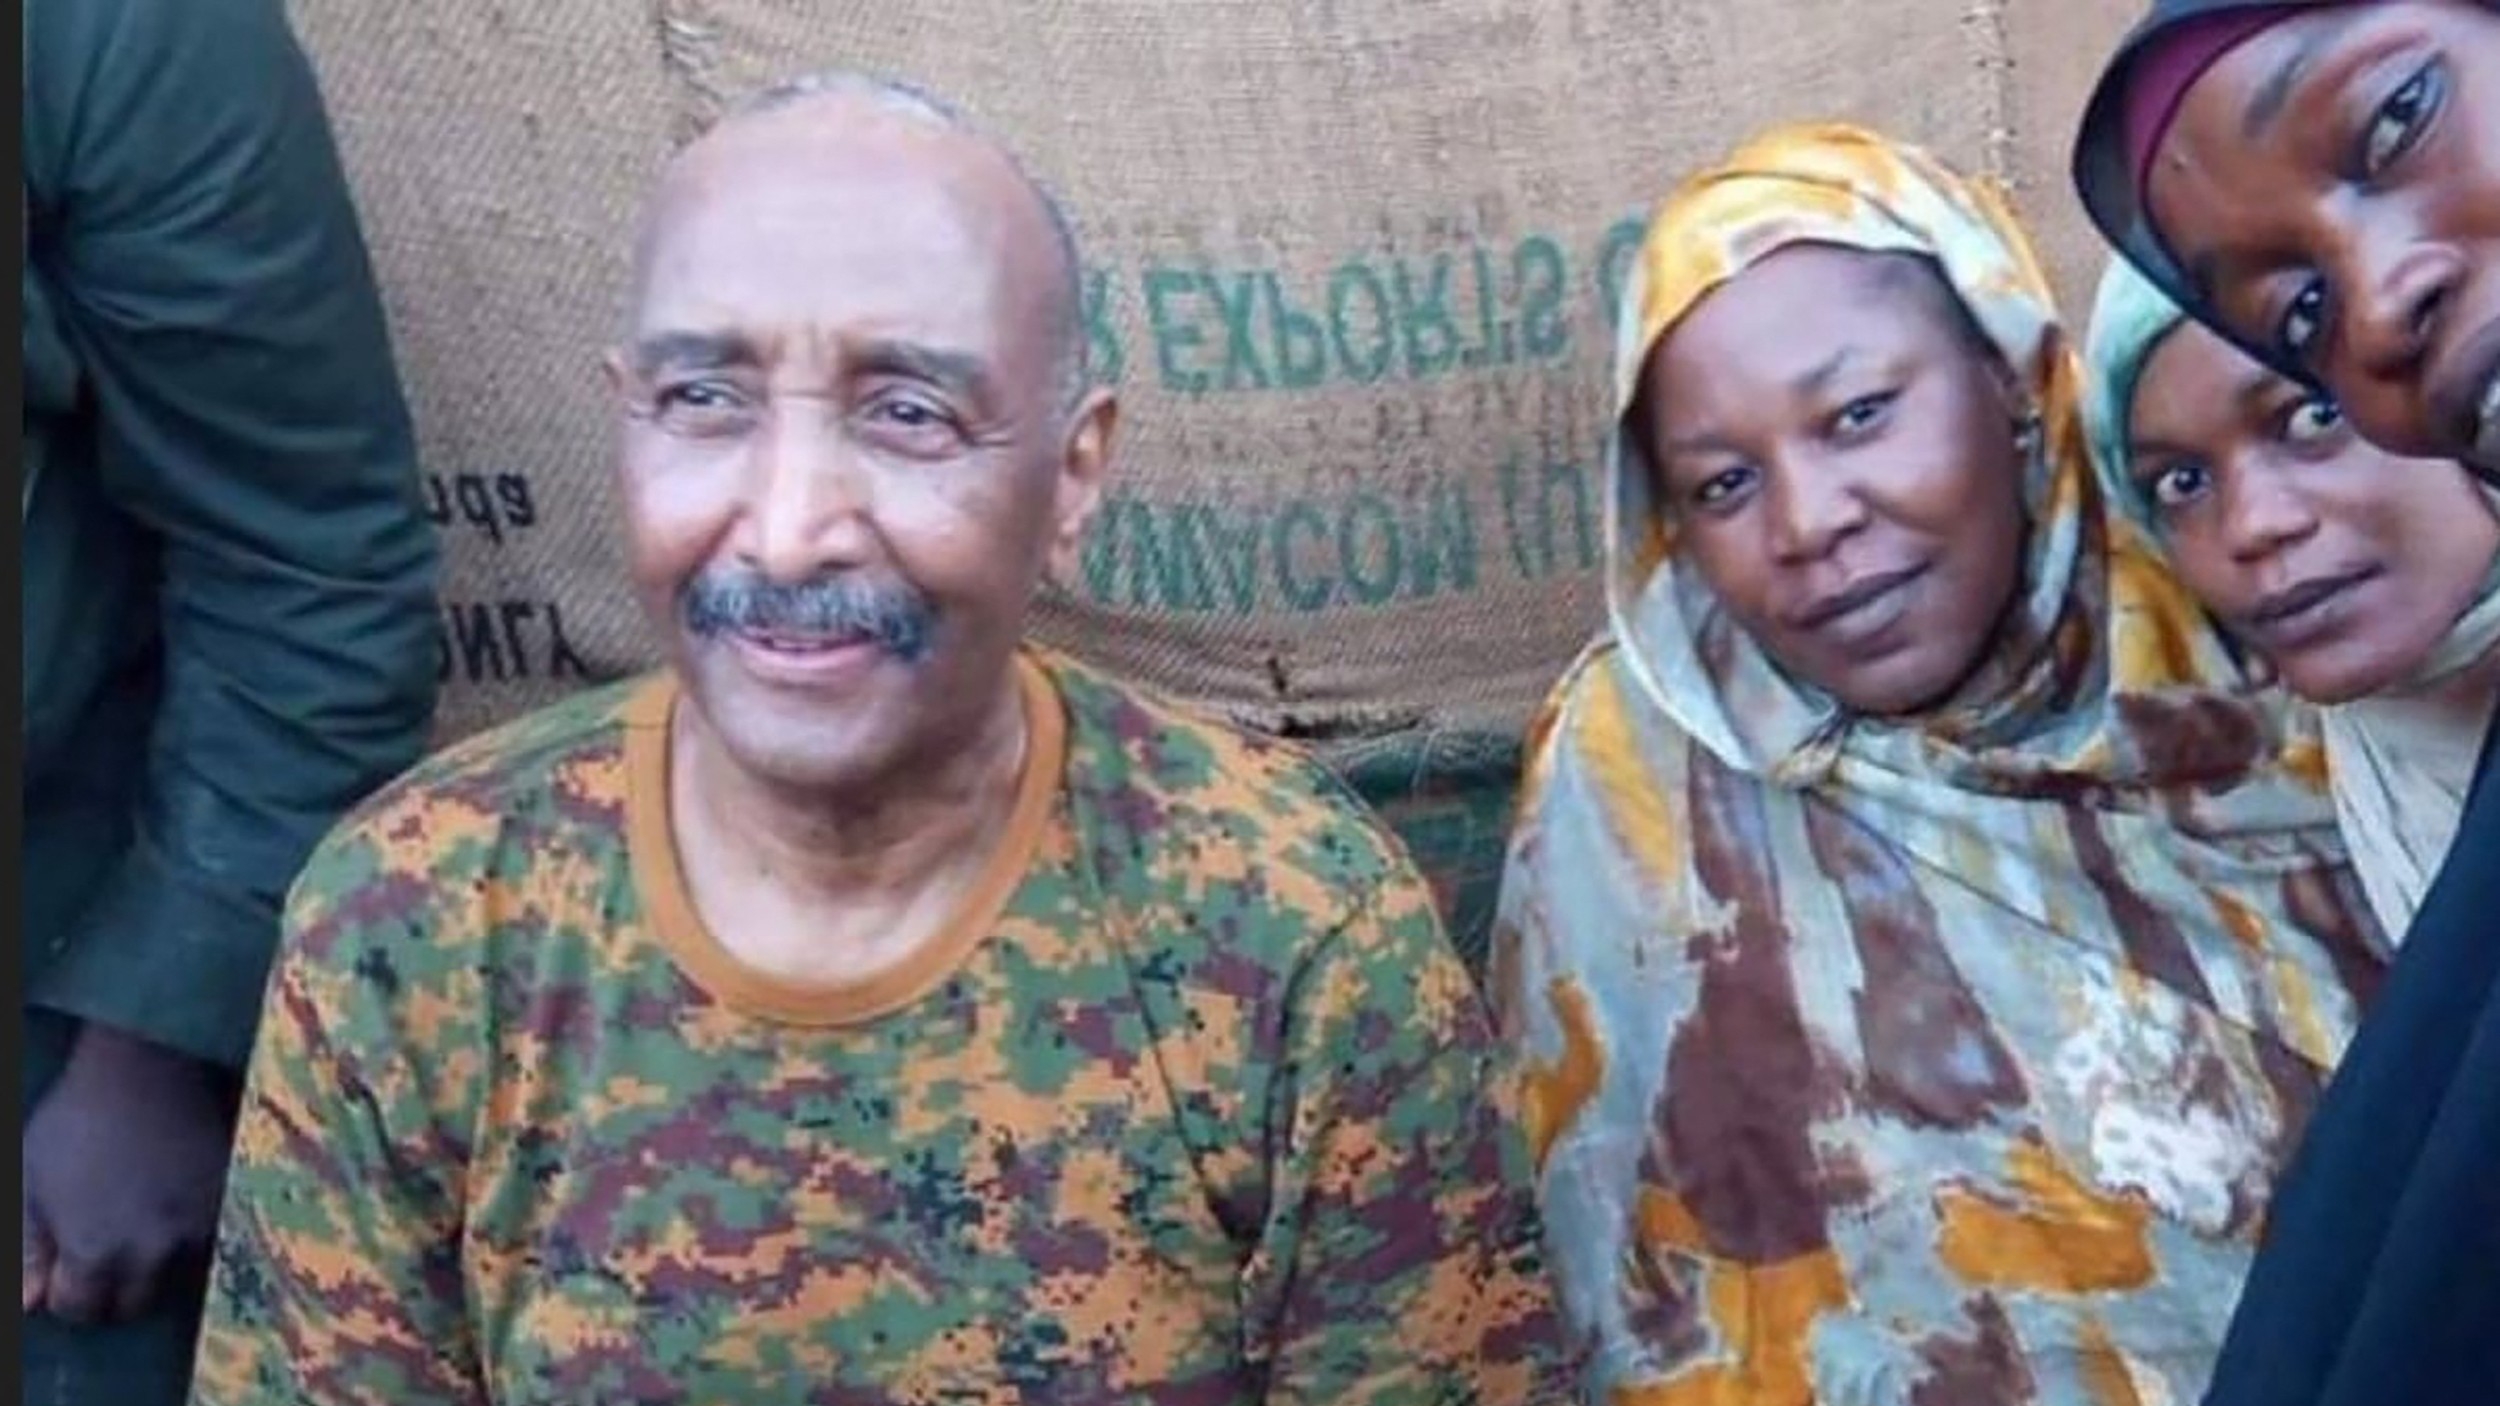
1038, 644, 1438, 930
301, 650, 1441, 942
311, 671, 647, 840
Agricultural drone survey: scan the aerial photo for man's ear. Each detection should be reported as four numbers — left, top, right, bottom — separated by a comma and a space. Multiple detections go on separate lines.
1045, 388, 1118, 584
602, 347, 634, 405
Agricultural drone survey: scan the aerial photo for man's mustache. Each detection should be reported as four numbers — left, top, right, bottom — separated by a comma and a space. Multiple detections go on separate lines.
678, 569, 935, 662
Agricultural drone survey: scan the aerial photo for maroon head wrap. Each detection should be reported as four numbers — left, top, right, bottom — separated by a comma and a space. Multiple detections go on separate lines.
2122, 7, 2302, 198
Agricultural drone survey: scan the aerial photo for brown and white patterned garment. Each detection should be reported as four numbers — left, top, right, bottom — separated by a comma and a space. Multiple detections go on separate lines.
1492, 124, 2391, 1405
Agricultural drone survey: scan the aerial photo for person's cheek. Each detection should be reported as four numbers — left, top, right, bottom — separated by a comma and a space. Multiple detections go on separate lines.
885, 480, 1015, 639
1689, 527, 1767, 636
632, 468, 742, 605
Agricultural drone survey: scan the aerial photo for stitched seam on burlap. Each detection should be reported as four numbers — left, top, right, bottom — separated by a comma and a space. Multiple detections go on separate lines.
1961, 0, 2018, 189
653, 0, 728, 147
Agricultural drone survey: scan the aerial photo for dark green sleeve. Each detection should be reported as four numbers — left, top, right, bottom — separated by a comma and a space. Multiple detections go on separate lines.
22, 0, 440, 1068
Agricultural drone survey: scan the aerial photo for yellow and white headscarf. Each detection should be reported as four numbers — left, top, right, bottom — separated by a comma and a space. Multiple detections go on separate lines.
1495, 124, 2386, 1404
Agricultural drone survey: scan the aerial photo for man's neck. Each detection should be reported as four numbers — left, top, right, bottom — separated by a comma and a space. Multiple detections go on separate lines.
666, 678, 1032, 983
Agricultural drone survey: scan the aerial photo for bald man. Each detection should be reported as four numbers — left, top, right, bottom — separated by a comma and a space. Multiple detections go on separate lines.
186, 74, 1569, 1406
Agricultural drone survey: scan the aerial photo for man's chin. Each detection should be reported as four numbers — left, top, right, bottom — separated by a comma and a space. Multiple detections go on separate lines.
678, 659, 906, 794
703, 712, 906, 798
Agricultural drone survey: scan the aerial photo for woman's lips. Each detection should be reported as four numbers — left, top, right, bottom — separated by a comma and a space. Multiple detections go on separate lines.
2242, 565, 2379, 651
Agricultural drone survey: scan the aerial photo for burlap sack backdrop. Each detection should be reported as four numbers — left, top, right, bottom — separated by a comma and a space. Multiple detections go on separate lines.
286, 0, 2138, 959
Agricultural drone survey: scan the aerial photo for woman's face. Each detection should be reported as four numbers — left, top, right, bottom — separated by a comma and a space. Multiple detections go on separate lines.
2144, 0, 2500, 472
2127, 316, 2499, 703
1639, 244, 2028, 716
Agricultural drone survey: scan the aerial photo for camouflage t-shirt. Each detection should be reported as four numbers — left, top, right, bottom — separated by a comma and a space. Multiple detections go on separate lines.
191, 650, 1568, 1406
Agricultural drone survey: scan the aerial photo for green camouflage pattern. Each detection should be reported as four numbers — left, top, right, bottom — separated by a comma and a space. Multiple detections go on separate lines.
191, 648, 1570, 1405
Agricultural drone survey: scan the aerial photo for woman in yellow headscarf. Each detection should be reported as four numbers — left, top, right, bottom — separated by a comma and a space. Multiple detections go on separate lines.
1493, 124, 2387, 1403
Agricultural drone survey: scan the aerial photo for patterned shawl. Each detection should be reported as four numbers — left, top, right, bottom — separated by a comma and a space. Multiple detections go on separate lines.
2082, 256, 2500, 939
1493, 123, 2388, 1405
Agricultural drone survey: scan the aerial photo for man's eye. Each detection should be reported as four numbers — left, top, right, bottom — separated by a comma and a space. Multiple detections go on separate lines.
652, 380, 752, 431
876, 399, 946, 427
864, 394, 966, 453
660, 382, 734, 410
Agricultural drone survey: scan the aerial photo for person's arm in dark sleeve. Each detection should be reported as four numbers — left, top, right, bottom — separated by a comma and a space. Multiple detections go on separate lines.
22, 0, 441, 1070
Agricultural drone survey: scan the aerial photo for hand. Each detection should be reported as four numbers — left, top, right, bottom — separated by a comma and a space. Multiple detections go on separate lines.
22, 1022, 239, 1324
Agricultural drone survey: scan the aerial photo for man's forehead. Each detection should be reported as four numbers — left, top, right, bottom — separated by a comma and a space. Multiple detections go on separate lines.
650, 99, 1030, 251
636, 120, 1040, 314
634, 165, 1002, 325
649, 136, 996, 264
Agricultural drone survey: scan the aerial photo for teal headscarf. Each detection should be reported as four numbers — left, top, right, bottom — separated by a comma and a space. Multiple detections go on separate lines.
2079, 256, 2190, 547
2081, 254, 2500, 690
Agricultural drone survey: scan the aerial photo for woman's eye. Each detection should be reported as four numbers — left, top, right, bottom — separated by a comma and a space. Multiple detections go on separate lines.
2275, 281, 2329, 363
1832, 390, 1900, 437
2283, 396, 2347, 446
871, 395, 955, 430
1692, 465, 1756, 511
2363, 64, 2438, 176
2148, 460, 2213, 511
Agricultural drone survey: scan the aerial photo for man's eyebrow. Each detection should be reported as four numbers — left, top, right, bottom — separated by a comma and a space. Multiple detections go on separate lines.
629, 330, 756, 379
2242, 11, 2365, 141
853, 339, 997, 402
